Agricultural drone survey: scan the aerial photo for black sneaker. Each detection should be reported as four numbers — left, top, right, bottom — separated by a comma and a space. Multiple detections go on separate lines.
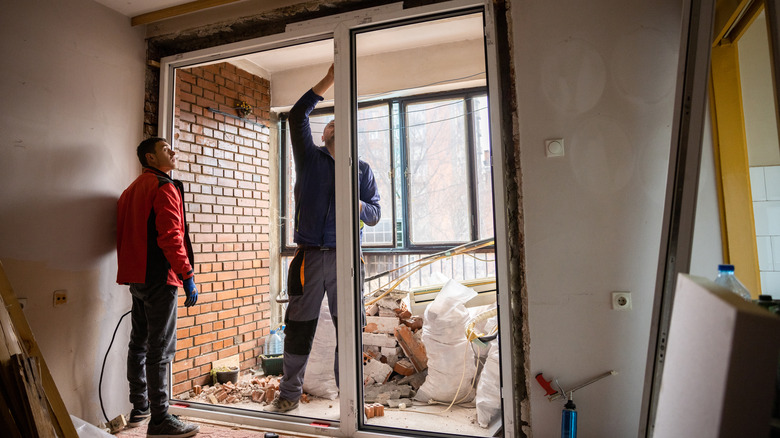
146, 414, 199, 437
127, 407, 150, 427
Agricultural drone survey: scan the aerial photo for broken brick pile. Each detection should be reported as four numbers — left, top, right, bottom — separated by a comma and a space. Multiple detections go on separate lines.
180, 290, 431, 415
182, 374, 310, 407
362, 291, 429, 407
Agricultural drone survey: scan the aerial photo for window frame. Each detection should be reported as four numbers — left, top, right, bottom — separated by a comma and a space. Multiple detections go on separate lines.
280, 88, 490, 254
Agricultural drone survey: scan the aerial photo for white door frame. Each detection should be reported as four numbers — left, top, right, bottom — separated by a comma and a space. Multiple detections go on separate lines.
159, 1, 516, 436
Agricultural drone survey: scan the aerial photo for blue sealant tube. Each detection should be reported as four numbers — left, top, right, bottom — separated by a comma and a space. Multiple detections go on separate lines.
561, 396, 577, 438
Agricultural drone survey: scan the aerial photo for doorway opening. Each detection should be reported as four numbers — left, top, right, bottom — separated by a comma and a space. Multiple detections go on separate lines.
158, 3, 515, 437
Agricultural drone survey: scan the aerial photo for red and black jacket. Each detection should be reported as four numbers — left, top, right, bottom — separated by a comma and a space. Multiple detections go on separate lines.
116, 167, 194, 287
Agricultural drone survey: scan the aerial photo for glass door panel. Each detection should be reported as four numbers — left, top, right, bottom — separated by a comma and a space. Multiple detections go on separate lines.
353, 10, 503, 436
168, 37, 342, 425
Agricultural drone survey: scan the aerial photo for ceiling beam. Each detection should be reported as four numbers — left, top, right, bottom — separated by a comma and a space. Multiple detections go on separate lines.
131, 0, 244, 26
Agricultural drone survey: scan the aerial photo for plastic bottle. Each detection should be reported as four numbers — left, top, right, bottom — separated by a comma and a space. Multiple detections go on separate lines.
264, 329, 283, 356
713, 264, 752, 302
561, 393, 577, 438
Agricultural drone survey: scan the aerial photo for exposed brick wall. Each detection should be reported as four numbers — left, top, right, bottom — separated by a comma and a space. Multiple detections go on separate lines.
170, 62, 274, 397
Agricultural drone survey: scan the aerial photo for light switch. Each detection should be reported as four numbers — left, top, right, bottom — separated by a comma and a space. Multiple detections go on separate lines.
545, 138, 565, 157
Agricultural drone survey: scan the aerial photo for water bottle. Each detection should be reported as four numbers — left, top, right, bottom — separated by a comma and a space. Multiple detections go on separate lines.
264, 329, 283, 356
713, 264, 752, 302
561, 393, 577, 438
278, 325, 286, 344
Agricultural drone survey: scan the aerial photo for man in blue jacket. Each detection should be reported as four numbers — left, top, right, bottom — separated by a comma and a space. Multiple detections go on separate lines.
267, 64, 381, 413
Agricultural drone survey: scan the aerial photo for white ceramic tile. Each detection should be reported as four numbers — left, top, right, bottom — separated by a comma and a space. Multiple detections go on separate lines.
761, 271, 780, 296
754, 201, 780, 236
754, 202, 770, 236
750, 167, 766, 201
773, 236, 780, 271
768, 202, 780, 235
766, 166, 780, 201
757, 236, 773, 271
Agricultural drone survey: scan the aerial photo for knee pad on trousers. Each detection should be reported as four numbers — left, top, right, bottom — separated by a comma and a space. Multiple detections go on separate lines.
283, 318, 318, 355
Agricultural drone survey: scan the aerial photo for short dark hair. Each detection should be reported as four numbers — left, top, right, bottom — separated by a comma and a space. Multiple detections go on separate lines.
137, 137, 167, 166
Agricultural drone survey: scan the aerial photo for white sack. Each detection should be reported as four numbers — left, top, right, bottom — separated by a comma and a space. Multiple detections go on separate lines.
476, 336, 501, 427
302, 298, 339, 399
415, 279, 478, 403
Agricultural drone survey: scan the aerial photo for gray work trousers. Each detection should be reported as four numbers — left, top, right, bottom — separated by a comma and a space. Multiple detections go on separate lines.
280, 248, 338, 401
279, 248, 366, 402
127, 282, 178, 420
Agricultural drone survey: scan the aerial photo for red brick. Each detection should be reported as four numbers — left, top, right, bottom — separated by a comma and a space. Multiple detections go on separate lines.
194, 332, 217, 346
192, 352, 217, 367
395, 326, 428, 372
393, 359, 416, 376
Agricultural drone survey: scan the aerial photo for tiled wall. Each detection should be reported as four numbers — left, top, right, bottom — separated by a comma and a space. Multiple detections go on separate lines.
750, 165, 780, 297
172, 63, 274, 396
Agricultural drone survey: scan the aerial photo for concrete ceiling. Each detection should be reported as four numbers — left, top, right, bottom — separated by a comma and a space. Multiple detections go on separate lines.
94, 0, 194, 17
242, 15, 483, 74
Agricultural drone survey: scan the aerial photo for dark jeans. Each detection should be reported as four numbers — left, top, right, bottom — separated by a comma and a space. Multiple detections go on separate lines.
127, 282, 178, 420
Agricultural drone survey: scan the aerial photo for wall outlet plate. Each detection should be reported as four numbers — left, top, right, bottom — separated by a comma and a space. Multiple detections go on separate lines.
612, 291, 632, 310
53, 290, 67, 307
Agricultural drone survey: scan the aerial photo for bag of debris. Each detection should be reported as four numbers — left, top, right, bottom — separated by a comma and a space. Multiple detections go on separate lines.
415, 279, 478, 404
476, 335, 501, 427
302, 298, 339, 400
469, 304, 498, 361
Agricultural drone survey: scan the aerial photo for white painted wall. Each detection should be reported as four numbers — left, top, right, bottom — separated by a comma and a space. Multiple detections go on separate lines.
510, 0, 720, 436
0, 0, 146, 425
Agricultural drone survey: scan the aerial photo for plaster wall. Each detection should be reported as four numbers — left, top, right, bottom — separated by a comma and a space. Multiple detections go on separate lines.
0, 0, 146, 424
740, 11, 780, 167
510, 0, 718, 436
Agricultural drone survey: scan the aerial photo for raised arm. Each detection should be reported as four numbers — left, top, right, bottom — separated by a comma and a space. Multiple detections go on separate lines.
312, 63, 334, 97
288, 64, 334, 166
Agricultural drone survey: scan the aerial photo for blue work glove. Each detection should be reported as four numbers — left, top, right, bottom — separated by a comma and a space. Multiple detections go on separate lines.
183, 276, 198, 307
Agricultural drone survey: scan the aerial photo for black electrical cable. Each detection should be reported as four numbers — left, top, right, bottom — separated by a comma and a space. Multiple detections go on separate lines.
99, 310, 131, 423
477, 333, 498, 343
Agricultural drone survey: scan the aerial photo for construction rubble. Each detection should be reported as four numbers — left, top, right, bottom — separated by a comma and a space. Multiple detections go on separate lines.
182, 279, 500, 427
181, 374, 311, 407
362, 290, 429, 408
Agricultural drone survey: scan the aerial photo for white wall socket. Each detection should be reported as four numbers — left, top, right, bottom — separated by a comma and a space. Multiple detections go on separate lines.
612, 291, 632, 310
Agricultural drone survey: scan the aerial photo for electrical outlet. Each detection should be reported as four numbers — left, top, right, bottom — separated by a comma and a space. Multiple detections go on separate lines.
612, 291, 632, 311
53, 290, 68, 307
108, 414, 127, 433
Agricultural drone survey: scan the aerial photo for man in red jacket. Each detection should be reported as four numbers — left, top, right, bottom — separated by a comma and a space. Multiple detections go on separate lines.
116, 137, 199, 437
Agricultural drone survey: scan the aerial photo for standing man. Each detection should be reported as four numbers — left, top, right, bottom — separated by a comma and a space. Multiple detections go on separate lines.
117, 137, 200, 437
267, 64, 381, 413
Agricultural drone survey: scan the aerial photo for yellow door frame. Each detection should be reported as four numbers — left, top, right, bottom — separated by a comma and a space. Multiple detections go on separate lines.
709, 0, 765, 295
